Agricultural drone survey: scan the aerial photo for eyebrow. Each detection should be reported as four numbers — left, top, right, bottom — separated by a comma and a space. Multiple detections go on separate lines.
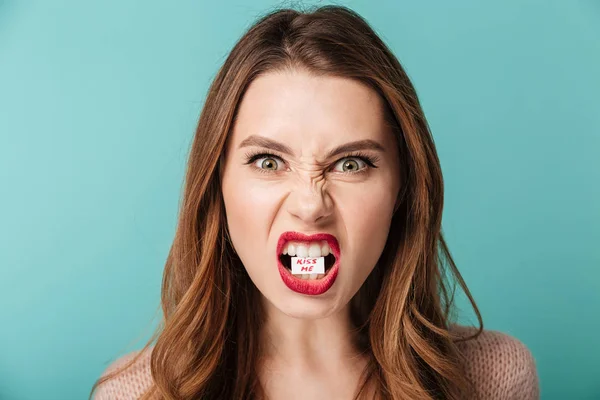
238, 135, 385, 158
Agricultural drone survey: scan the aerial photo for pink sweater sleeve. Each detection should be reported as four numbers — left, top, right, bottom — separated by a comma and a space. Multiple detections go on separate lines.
456, 328, 540, 399
94, 349, 153, 400
94, 328, 539, 399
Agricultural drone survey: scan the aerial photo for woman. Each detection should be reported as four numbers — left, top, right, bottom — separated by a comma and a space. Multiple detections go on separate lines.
91, 5, 539, 399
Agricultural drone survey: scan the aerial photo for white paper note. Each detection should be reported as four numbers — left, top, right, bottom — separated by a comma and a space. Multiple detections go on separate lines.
290, 257, 325, 275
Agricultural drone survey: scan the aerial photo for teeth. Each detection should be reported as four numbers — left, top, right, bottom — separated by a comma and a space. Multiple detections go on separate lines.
308, 243, 321, 258
321, 242, 330, 256
287, 243, 296, 256
295, 272, 327, 280
281, 240, 336, 281
297, 273, 322, 280
281, 240, 332, 257
296, 244, 308, 258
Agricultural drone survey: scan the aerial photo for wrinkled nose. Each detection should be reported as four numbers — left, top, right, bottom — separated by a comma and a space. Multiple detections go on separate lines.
285, 180, 333, 225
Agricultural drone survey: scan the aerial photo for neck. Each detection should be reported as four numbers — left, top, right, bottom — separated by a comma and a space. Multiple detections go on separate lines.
258, 295, 364, 368
254, 294, 375, 399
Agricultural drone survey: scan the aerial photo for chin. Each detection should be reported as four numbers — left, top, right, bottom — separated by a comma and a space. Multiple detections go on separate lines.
275, 297, 343, 320
259, 281, 350, 320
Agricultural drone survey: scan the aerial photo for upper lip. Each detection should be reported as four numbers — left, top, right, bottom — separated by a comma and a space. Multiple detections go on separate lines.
276, 231, 340, 258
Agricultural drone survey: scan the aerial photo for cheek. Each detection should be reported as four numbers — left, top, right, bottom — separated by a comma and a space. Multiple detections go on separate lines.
222, 177, 281, 271
334, 179, 397, 273
226, 181, 278, 226
337, 177, 396, 229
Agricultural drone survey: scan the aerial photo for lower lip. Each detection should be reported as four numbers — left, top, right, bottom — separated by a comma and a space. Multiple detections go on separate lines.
277, 259, 339, 295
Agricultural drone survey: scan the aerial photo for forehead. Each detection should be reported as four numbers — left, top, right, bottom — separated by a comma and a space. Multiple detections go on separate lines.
230, 70, 390, 146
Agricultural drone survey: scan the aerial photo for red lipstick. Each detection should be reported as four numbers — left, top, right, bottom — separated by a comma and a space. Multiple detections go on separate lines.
276, 231, 340, 295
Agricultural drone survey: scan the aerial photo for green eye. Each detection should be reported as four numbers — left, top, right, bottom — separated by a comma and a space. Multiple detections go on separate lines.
259, 157, 279, 170
246, 152, 285, 173
342, 160, 359, 171
334, 158, 366, 173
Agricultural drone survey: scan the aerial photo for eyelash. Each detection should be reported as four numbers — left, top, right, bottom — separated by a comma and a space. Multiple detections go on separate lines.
243, 150, 379, 175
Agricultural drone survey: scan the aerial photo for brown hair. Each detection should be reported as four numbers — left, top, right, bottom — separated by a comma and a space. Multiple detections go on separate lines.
91, 5, 482, 399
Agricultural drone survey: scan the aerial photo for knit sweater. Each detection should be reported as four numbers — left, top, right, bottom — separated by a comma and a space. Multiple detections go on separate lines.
93, 327, 539, 399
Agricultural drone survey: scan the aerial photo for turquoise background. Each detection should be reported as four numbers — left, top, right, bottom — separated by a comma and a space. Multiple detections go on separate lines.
1, 0, 598, 399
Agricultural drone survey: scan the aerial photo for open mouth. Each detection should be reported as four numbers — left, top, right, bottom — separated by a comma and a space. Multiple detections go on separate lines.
276, 231, 341, 295
278, 240, 337, 279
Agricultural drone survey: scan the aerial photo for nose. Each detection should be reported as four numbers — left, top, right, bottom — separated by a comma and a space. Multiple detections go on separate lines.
285, 181, 333, 225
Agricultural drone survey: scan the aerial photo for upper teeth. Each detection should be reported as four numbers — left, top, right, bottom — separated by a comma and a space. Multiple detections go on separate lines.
281, 241, 330, 257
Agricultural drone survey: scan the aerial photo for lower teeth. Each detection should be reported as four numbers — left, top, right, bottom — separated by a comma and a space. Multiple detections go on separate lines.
295, 273, 326, 280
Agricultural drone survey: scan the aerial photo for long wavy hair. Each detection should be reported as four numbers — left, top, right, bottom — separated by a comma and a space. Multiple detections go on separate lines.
91, 5, 482, 400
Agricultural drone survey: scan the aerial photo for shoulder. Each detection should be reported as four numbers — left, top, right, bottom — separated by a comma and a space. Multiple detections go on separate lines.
451, 325, 540, 400
92, 330, 540, 400
94, 347, 153, 400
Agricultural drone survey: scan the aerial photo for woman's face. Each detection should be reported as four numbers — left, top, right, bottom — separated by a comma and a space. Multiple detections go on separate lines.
221, 69, 401, 319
